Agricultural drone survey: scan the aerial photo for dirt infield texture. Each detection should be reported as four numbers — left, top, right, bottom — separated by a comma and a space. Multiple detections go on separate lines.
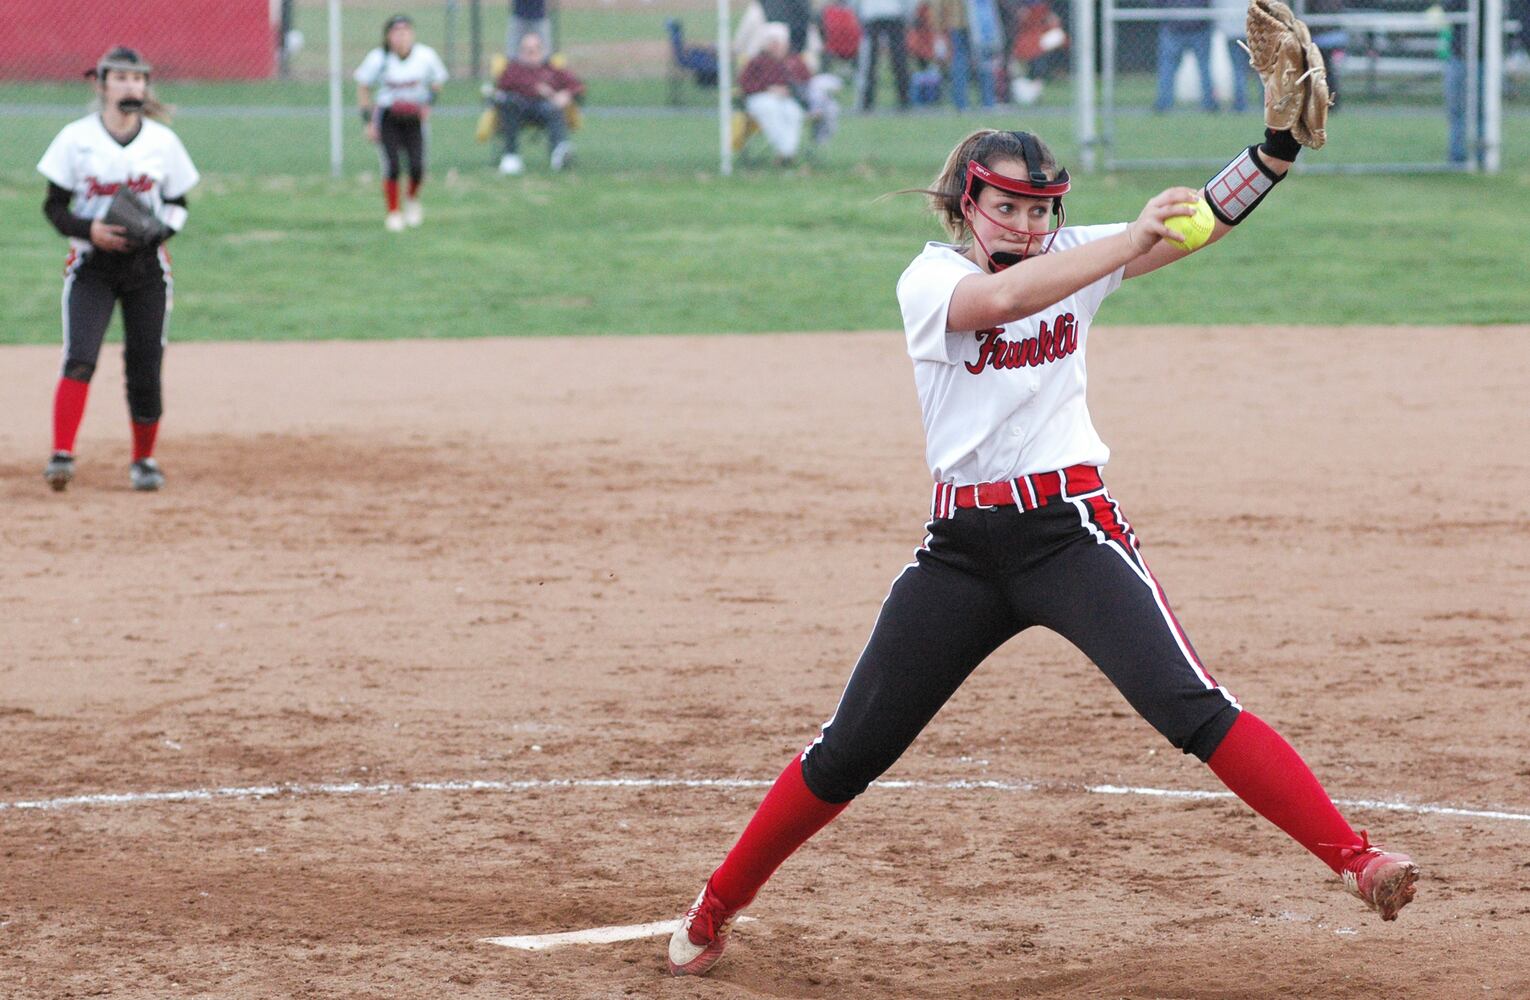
2, 327, 1528, 1000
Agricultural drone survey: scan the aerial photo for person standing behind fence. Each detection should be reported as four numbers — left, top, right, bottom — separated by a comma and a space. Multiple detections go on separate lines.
1443, 0, 1485, 165
855, 0, 914, 110
1153, 0, 1217, 112
355, 14, 448, 232
36, 47, 199, 493
506, 0, 553, 57
1213, 0, 1250, 112
935, 0, 999, 109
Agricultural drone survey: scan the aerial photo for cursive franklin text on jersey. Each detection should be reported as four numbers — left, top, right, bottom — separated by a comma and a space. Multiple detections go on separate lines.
85, 175, 154, 198
965, 313, 1078, 374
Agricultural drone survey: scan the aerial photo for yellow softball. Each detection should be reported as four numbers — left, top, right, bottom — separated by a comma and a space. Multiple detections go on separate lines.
1165, 199, 1215, 251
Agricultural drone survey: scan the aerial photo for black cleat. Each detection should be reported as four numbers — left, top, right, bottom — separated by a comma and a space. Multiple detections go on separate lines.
130, 457, 165, 492
44, 451, 75, 492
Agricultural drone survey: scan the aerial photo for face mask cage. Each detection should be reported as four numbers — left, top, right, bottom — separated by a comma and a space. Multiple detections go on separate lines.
959, 138, 1071, 271
89, 51, 152, 114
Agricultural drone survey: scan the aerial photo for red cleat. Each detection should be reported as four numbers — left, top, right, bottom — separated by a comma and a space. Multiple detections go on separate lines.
1336, 832, 1420, 921
666, 880, 743, 976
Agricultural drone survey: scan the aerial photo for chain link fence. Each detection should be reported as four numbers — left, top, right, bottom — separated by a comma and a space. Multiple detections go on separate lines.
1, 0, 1525, 177
1097, 0, 1522, 170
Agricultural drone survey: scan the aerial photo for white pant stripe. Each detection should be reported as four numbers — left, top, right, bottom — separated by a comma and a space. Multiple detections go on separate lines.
1069, 496, 1238, 707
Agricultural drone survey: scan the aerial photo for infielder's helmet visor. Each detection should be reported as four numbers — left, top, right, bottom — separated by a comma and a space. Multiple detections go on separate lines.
88, 46, 152, 79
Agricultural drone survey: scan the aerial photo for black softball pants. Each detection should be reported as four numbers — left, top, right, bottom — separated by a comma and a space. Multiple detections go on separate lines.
800, 477, 1242, 804
61, 249, 170, 423
378, 110, 425, 184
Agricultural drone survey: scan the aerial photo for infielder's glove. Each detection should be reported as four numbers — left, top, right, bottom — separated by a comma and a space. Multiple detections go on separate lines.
103, 187, 170, 248
1243, 0, 1332, 149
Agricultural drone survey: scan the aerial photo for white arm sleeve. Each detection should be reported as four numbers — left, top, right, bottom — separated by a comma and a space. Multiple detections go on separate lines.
1054, 223, 1129, 315
354, 49, 384, 85
157, 203, 189, 231
36, 129, 76, 191
897, 252, 979, 365
160, 132, 201, 201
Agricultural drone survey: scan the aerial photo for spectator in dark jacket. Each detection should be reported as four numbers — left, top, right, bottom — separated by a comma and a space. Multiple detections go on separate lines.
494, 32, 584, 175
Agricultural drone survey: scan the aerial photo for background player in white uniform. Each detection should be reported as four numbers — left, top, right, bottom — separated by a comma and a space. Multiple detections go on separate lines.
665, 127, 1420, 977
355, 15, 448, 232
36, 47, 200, 493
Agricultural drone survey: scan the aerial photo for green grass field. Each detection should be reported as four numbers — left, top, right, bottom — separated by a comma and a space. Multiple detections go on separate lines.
2, 81, 1527, 343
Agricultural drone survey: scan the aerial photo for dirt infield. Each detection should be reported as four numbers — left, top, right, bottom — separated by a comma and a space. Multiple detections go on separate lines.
2, 327, 1528, 999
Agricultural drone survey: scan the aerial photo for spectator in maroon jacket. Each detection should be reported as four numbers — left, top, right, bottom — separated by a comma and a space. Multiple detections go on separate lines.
739, 23, 811, 163
493, 32, 583, 175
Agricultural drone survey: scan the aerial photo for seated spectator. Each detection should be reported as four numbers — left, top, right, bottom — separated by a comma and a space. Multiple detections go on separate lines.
737, 23, 844, 162
493, 32, 583, 175
739, 23, 815, 163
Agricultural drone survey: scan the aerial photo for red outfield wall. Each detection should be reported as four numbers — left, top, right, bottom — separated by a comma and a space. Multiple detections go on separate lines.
0, 0, 273, 79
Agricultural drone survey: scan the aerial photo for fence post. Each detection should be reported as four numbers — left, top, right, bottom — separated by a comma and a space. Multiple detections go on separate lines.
471, 0, 483, 80
1483, 0, 1502, 172
329, 0, 343, 179
1073, 0, 1098, 172
718, 0, 733, 176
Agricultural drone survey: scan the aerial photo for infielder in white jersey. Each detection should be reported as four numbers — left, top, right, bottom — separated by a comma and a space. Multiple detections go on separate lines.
355, 14, 448, 232
36, 47, 199, 493
666, 127, 1420, 977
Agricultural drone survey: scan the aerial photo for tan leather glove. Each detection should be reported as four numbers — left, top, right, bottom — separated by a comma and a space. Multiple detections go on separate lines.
1244, 0, 1332, 149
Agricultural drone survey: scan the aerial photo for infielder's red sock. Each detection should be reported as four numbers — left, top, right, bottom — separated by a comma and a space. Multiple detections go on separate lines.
406, 177, 421, 199
383, 179, 400, 212
1208, 711, 1361, 874
708, 754, 848, 912
131, 420, 158, 462
52, 376, 90, 453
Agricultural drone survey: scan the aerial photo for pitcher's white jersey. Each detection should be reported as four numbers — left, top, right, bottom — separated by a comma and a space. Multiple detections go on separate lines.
354, 44, 449, 108
36, 114, 200, 255
895, 223, 1129, 485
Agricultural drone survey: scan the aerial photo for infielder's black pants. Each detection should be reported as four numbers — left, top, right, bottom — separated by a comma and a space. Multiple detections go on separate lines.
379, 110, 425, 183
62, 250, 170, 423
800, 478, 1242, 804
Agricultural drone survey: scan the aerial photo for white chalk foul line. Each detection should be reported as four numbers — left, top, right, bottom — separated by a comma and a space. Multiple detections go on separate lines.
480, 916, 757, 951
1, 776, 1528, 824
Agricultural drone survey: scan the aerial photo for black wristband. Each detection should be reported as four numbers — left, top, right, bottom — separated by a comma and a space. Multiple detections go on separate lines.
1260, 127, 1302, 163
359, 107, 374, 124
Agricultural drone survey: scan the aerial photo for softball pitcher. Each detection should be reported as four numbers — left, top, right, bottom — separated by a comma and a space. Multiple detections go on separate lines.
668, 5, 1417, 977
37, 47, 199, 493
355, 14, 448, 232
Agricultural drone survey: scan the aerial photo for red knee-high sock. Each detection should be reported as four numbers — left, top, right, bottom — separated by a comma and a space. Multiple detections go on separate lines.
383, 179, 400, 211
406, 177, 421, 198
52, 376, 90, 453
131, 420, 158, 462
708, 754, 849, 911
1208, 711, 1362, 873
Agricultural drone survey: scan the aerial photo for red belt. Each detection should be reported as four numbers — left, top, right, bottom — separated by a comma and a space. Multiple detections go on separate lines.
932, 464, 1103, 519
